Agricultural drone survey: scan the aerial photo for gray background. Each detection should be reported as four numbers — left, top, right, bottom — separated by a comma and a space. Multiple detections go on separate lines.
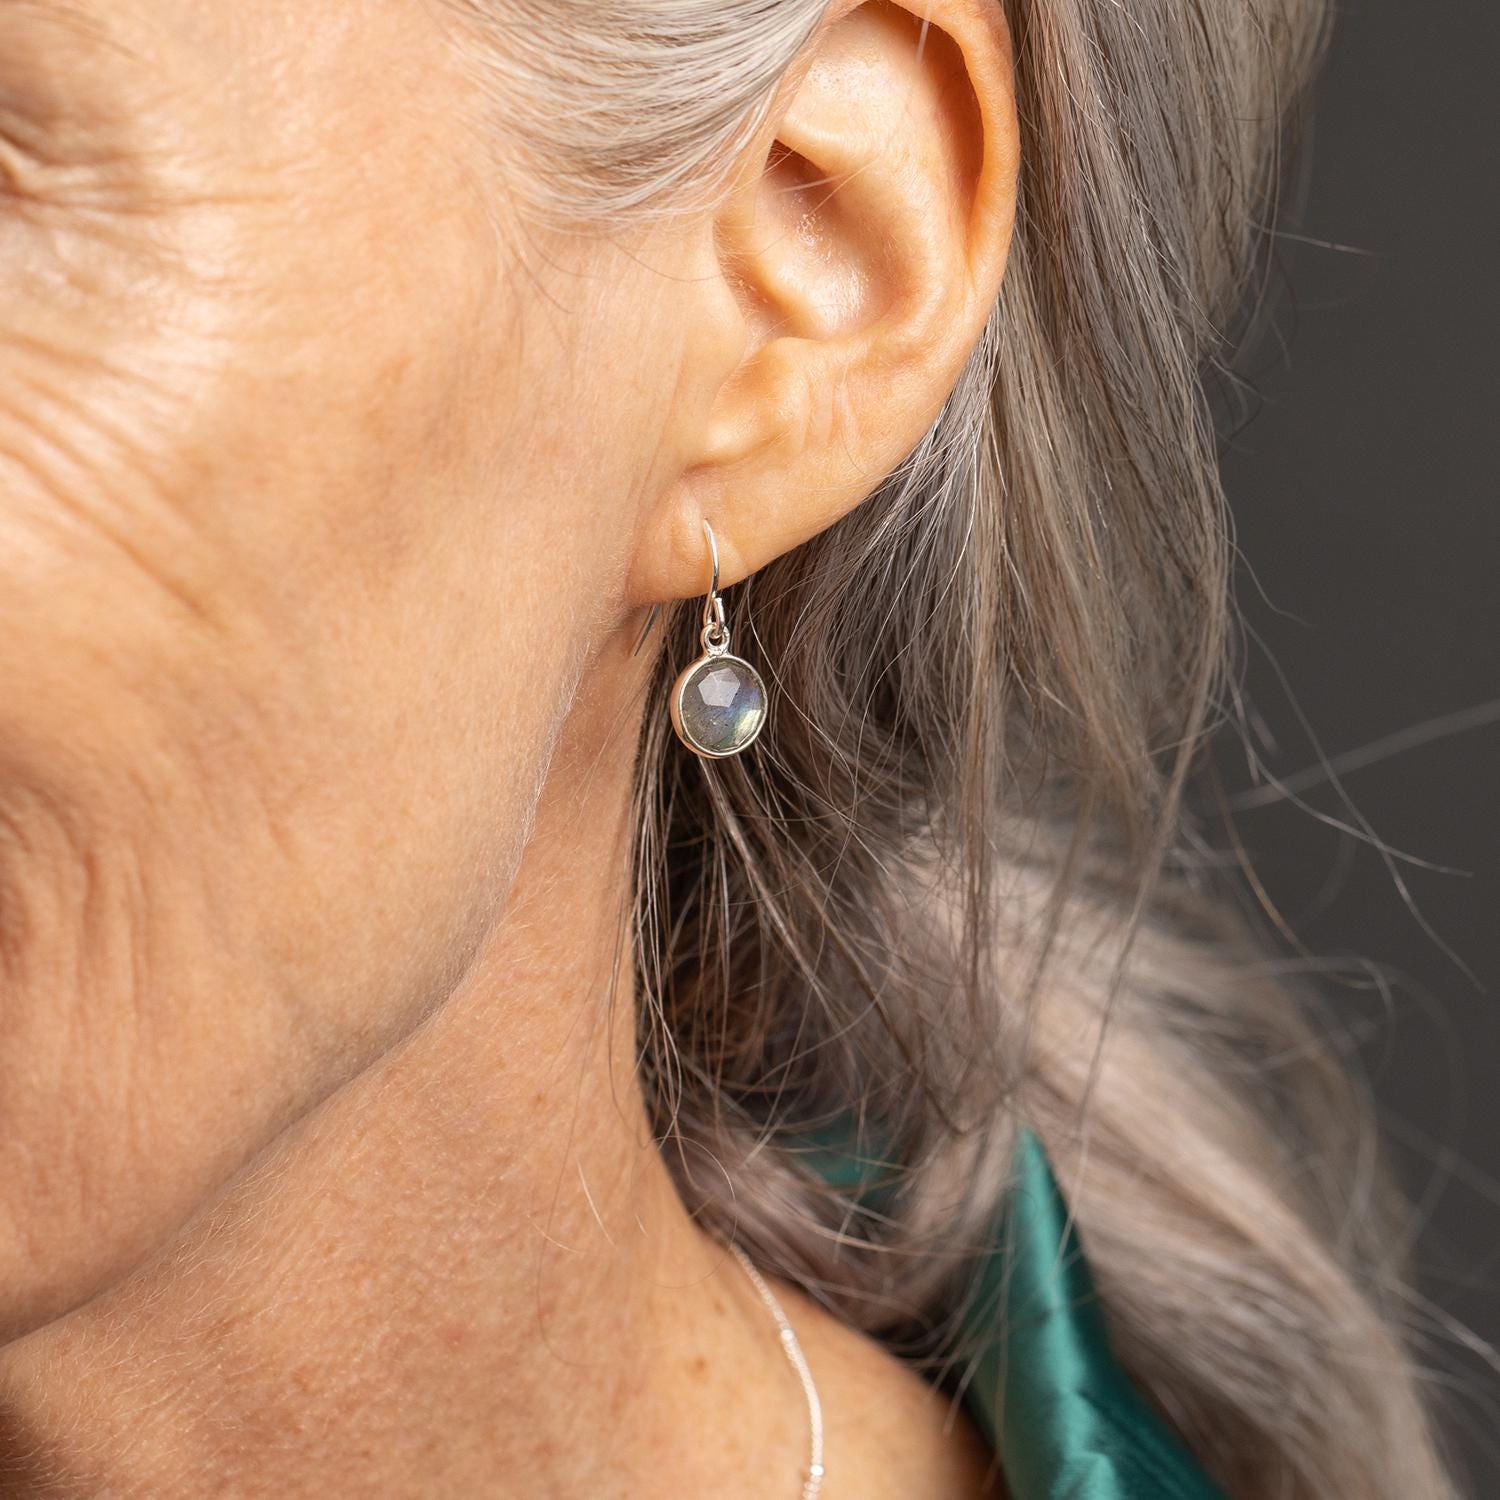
1215, 0, 1499, 1485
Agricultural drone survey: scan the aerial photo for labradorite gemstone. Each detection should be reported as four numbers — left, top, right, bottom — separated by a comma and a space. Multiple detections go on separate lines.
673, 654, 767, 757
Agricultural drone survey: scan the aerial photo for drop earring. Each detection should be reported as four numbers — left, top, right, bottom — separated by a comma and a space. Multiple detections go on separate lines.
669, 520, 768, 759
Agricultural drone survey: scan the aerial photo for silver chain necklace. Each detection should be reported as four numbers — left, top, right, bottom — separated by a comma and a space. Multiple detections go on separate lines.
726, 1241, 826, 1499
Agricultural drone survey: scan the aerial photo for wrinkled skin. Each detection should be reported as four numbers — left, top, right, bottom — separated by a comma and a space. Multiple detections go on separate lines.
0, 0, 692, 1333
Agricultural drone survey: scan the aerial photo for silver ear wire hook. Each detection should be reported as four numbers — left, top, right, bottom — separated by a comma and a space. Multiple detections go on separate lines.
700, 519, 728, 653
630, 520, 724, 660
630, 602, 662, 658
704, 518, 721, 598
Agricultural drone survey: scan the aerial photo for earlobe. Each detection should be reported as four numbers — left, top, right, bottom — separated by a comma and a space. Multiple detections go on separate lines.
640, 0, 1018, 604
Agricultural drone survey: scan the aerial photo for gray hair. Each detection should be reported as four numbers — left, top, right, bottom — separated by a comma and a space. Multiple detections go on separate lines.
441, 1, 1459, 1493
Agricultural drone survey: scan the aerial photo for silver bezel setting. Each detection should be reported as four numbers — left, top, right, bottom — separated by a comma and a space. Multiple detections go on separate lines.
669, 651, 768, 759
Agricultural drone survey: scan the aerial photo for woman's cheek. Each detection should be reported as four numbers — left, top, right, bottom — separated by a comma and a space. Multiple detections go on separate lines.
0, 0, 593, 1342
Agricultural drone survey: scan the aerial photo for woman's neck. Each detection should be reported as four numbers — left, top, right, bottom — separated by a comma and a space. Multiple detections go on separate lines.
0, 680, 814, 1499
0, 649, 996, 1500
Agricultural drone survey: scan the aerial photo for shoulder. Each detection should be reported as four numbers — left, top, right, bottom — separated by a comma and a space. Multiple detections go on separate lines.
776, 1278, 1003, 1500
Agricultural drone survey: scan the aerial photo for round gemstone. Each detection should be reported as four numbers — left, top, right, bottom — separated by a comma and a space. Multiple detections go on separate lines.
672, 653, 767, 758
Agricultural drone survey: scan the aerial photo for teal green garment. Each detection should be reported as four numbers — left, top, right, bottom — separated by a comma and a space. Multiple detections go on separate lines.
804, 1129, 1226, 1500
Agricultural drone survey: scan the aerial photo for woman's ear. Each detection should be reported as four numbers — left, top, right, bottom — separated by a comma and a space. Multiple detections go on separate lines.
628, 0, 1018, 603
